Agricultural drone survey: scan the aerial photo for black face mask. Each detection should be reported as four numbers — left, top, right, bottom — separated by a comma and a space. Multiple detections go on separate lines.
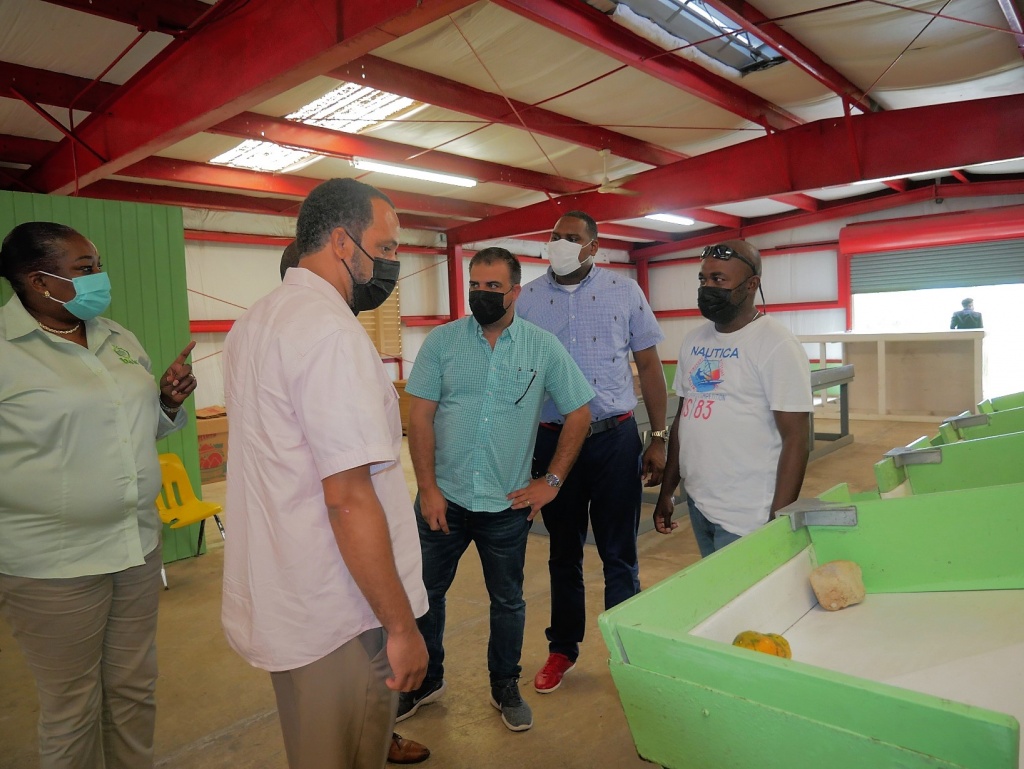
342, 231, 399, 314
697, 284, 748, 325
469, 288, 511, 326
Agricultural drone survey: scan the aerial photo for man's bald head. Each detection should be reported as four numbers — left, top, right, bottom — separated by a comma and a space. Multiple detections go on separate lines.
715, 239, 761, 277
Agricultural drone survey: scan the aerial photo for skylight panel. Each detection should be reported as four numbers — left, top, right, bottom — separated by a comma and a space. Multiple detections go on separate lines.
211, 83, 417, 173
614, 0, 785, 74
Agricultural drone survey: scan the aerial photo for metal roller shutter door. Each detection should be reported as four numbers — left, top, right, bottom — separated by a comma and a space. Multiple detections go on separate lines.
850, 239, 1024, 293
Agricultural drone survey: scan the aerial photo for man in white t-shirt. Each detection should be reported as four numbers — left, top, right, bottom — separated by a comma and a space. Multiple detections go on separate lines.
654, 240, 812, 555
223, 179, 429, 769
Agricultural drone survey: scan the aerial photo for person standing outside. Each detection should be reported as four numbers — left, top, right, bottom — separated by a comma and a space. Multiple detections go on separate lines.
401, 247, 593, 731
653, 240, 812, 555
517, 210, 668, 694
222, 178, 428, 769
950, 297, 983, 329
0, 221, 196, 769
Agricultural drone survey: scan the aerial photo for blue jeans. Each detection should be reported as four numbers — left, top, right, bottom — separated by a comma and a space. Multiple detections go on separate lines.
532, 417, 643, 662
415, 496, 531, 684
687, 497, 742, 557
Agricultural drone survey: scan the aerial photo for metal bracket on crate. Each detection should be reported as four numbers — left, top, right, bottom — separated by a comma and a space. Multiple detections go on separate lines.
884, 445, 943, 467
942, 413, 990, 430
780, 499, 858, 531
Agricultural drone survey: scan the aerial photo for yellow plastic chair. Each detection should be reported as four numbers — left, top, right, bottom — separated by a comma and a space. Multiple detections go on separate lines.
157, 453, 225, 588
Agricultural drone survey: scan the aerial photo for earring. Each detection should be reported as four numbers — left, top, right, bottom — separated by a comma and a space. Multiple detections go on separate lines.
44, 290, 50, 297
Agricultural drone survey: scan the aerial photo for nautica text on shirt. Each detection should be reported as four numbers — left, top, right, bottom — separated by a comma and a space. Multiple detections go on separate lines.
690, 346, 740, 358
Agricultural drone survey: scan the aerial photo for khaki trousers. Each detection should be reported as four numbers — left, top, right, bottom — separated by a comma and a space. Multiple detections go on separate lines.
271, 627, 397, 769
0, 545, 162, 769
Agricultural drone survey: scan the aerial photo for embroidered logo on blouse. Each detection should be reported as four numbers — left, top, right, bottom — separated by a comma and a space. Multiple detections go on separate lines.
111, 344, 139, 366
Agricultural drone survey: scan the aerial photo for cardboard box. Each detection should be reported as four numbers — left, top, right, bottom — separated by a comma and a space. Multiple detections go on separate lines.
195, 406, 228, 485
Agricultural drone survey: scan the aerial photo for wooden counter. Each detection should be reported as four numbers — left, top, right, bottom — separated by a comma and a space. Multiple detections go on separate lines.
800, 331, 984, 421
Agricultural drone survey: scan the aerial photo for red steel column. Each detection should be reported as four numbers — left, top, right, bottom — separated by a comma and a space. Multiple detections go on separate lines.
447, 243, 465, 319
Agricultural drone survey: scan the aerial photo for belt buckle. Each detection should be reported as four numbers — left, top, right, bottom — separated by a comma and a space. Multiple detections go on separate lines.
586, 423, 595, 438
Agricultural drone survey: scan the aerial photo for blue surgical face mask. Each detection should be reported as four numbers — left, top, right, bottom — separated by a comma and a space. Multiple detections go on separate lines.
40, 271, 112, 320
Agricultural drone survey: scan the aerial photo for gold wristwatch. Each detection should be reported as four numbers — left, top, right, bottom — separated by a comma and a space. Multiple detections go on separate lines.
650, 429, 669, 441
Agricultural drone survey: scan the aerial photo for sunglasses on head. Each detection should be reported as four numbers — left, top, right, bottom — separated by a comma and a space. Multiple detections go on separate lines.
701, 245, 759, 277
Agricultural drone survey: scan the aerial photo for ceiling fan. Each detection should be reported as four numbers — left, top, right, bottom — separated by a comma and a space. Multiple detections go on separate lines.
591, 149, 639, 195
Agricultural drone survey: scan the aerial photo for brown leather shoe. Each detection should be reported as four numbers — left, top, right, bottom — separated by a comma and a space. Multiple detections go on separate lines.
388, 733, 430, 764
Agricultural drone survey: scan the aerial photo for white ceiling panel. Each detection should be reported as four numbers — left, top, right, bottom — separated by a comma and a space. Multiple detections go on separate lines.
709, 198, 801, 217
0, 0, 172, 83
765, 0, 1020, 100
539, 67, 754, 152
876, 68, 1024, 109
377, 3, 633, 104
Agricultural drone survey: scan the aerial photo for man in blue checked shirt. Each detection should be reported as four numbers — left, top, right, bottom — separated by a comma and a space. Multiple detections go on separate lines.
517, 210, 668, 695
402, 247, 593, 733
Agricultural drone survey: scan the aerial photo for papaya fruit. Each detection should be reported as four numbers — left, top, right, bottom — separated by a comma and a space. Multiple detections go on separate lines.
731, 630, 792, 659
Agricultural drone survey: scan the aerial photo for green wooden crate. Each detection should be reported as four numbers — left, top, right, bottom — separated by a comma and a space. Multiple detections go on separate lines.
874, 429, 1024, 495
600, 483, 1024, 769
939, 407, 1024, 443
979, 391, 1024, 414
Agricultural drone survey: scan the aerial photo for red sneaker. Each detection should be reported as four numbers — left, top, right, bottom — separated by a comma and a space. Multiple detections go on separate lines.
533, 653, 576, 693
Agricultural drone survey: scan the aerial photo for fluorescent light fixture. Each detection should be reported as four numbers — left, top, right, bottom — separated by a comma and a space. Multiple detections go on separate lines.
646, 213, 696, 226
353, 158, 477, 188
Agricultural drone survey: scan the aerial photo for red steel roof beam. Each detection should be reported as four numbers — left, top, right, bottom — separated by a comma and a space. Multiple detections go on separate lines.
0, 61, 120, 112
493, 0, 802, 131
209, 113, 591, 195
446, 94, 1024, 245
84, 179, 304, 216
672, 208, 743, 229
0, 134, 56, 166
39, 0, 208, 33
334, 55, 685, 168
119, 156, 510, 220
23, 0, 480, 195
599, 223, 672, 242
83, 179, 473, 232
771, 192, 820, 212
634, 177, 1024, 259
702, 0, 880, 113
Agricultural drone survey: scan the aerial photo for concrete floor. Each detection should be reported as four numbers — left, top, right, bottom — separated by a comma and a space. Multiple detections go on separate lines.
0, 417, 941, 769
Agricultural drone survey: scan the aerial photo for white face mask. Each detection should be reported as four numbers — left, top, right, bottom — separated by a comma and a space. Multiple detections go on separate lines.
544, 237, 593, 276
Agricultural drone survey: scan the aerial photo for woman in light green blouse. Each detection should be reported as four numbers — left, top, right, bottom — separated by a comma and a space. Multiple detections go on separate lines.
0, 222, 197, 769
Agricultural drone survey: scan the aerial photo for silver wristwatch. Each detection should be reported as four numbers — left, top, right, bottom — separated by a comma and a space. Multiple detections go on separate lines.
544, 472, 562, 488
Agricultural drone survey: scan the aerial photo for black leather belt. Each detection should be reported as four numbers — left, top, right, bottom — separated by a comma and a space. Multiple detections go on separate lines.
540, 411, 633, 438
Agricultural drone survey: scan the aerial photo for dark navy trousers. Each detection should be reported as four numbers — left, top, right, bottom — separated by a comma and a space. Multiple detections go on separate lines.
532, 416, 643, 662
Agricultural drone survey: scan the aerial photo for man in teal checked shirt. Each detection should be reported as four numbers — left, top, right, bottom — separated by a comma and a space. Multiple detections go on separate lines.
401, 247, 593, 732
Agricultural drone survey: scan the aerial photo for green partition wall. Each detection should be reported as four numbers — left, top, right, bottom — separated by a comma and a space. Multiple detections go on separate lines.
0, 191, 202, 563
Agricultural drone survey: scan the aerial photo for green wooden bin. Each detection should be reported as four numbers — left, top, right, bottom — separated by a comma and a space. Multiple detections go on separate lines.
979, 391, 1024, 414
936, 407, 1024, 444
873, 429, 1024, 495
600, 484, 1024, 769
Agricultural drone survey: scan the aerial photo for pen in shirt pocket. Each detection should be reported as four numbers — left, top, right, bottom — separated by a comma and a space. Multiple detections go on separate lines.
514, 367, 537, 406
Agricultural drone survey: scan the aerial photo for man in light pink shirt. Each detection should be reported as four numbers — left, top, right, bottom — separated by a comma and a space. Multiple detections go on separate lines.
222, 178, 429, 769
